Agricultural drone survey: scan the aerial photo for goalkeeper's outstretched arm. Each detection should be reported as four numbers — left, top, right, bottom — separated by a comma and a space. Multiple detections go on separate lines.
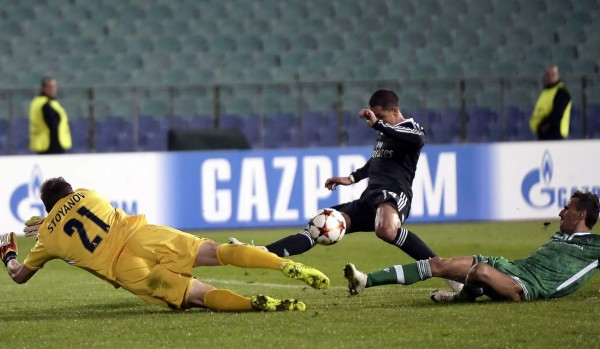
6, 259, 37, 284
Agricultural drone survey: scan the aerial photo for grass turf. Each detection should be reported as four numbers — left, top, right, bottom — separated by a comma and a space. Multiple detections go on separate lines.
1, 220, 599, 349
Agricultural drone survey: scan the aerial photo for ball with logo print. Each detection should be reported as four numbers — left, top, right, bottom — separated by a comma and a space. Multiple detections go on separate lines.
307, 208, 346, 245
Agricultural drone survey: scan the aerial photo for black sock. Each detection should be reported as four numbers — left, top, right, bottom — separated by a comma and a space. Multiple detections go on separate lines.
265, 229, 316, 257
391, 228, 436, 260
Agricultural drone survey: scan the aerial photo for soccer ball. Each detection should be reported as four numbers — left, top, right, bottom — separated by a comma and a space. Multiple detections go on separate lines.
307, 208, 346, 245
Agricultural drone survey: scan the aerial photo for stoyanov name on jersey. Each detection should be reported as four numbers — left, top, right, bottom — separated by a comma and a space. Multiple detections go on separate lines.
47, 192, 86, 233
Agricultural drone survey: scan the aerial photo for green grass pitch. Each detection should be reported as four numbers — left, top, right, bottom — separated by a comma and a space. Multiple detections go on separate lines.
1, 220, 599, 349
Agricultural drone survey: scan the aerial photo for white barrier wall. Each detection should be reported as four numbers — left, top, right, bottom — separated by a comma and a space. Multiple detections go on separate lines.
490, 141, 600, 220
1, 140, 599, 234
1, 153, 168, 234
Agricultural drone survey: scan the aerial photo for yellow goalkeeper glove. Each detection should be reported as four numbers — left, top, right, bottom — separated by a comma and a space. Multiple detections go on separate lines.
23, 216, 44, 238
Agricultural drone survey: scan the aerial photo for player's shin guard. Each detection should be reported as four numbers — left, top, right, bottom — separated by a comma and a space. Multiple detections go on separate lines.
392, 228, 436, 260
216, 244, 289, 270
265, 230, 316, 257
203, 289, 253, 311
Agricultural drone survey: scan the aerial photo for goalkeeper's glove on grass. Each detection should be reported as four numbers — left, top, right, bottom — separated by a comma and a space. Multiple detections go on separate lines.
0, 232, 17, 267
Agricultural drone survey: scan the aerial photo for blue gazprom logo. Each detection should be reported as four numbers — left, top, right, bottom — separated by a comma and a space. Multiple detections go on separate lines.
10, 165, 46, 223
521, 150, 600, 209
521, 151, 554, 208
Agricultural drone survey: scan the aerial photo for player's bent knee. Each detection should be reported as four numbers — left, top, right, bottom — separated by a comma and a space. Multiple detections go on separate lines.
468, 263, 492, 281
374, 226, 396, 243
195, 241, 221, 266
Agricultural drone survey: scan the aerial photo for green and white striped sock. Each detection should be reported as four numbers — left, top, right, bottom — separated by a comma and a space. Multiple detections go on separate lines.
367, 260, 433, 287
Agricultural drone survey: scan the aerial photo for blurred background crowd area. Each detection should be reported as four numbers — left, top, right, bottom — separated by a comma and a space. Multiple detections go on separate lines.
0, 0, 599, 154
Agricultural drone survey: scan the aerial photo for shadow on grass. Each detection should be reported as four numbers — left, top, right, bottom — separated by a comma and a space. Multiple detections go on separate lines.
1, 300, 226, 322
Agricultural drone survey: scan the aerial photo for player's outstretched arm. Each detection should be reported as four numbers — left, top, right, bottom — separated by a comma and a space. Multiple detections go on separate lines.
325, 176, 354, 191
5, 259, 37, 284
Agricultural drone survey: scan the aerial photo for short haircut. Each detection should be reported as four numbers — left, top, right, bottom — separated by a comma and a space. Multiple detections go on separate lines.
40, 76, 54, 88
39, 76, 54, 95
369, 89, 399, 111
571, 190, 600, 229
40, 177, 74, 213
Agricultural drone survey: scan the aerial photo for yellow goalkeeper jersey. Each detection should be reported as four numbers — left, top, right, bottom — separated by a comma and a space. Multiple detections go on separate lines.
24, 189, 147, 283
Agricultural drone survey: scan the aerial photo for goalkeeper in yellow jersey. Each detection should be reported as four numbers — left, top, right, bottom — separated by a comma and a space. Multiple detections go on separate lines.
0, 177, 330, 312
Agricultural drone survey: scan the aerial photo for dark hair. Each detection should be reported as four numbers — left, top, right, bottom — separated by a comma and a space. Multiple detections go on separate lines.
368, 89, 399, 111
571, 190, 600, 229
40, 177, 74, 213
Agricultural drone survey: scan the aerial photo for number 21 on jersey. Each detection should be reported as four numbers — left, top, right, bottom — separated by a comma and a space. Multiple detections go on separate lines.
63, 206, 110, 253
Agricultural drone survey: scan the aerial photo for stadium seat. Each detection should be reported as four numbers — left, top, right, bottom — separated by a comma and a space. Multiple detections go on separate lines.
571, 0, 599, 11
131, 70, 162, 86
279, 51, 306, 71
189, 115, 214, 129
570, 60, 598, 75
179, 35, 209, 53
587, 104, 600, 138
236, 34, 263, 52
401, 30, 426, 49
451, 28, 480, 50
408, 62, 436, 80
352, 65, 381, 81
436, 63, 465, 79
138, 130, 168, 152
147, 4, 173, 20
0, 119, 9, 154
99, 36, 129, 54
298, 111, 337, 147
319, 33, 345, 51
264, 112, 299, 148
69, 117, 90, 153
370, 30, 400, 50
569, 106, 584, 139
428, 28, 453, 47
518, 0, 546, 13
2, 0, 600, 149
126, 36, 155, 54
208, 34, 236, 53
94, 116, 135, 153
333, 0, 361, 18
11, 118, 30, 154
154, 36, 181, 53
262, 33, 291, 52
467, 107, 495, 143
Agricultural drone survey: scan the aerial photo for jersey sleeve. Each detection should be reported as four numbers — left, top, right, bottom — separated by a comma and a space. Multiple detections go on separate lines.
23, 240, 54, 270
351, 158, 371, 182
372, 120, 425, 146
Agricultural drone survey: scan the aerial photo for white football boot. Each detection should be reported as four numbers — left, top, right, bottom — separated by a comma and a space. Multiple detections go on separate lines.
343, 263, 368, 296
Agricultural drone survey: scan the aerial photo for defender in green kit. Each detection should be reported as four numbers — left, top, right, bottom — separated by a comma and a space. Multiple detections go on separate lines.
344, 190, 600, 302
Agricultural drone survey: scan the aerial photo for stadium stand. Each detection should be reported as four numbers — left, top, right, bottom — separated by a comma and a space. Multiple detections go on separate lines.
0, 0, 598, 153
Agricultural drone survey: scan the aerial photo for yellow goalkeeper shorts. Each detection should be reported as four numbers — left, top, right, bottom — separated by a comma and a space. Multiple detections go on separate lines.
114, 225, 210, 309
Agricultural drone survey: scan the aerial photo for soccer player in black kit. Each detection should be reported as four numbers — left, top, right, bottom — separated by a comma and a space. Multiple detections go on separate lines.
229, 89, 462, 291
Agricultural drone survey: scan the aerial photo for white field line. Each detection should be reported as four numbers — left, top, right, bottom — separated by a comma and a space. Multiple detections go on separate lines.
53, 279, 441, 292
201, 278, 437, 292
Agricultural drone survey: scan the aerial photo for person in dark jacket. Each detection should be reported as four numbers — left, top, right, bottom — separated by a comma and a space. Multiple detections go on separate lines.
530, 65, 572, 140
